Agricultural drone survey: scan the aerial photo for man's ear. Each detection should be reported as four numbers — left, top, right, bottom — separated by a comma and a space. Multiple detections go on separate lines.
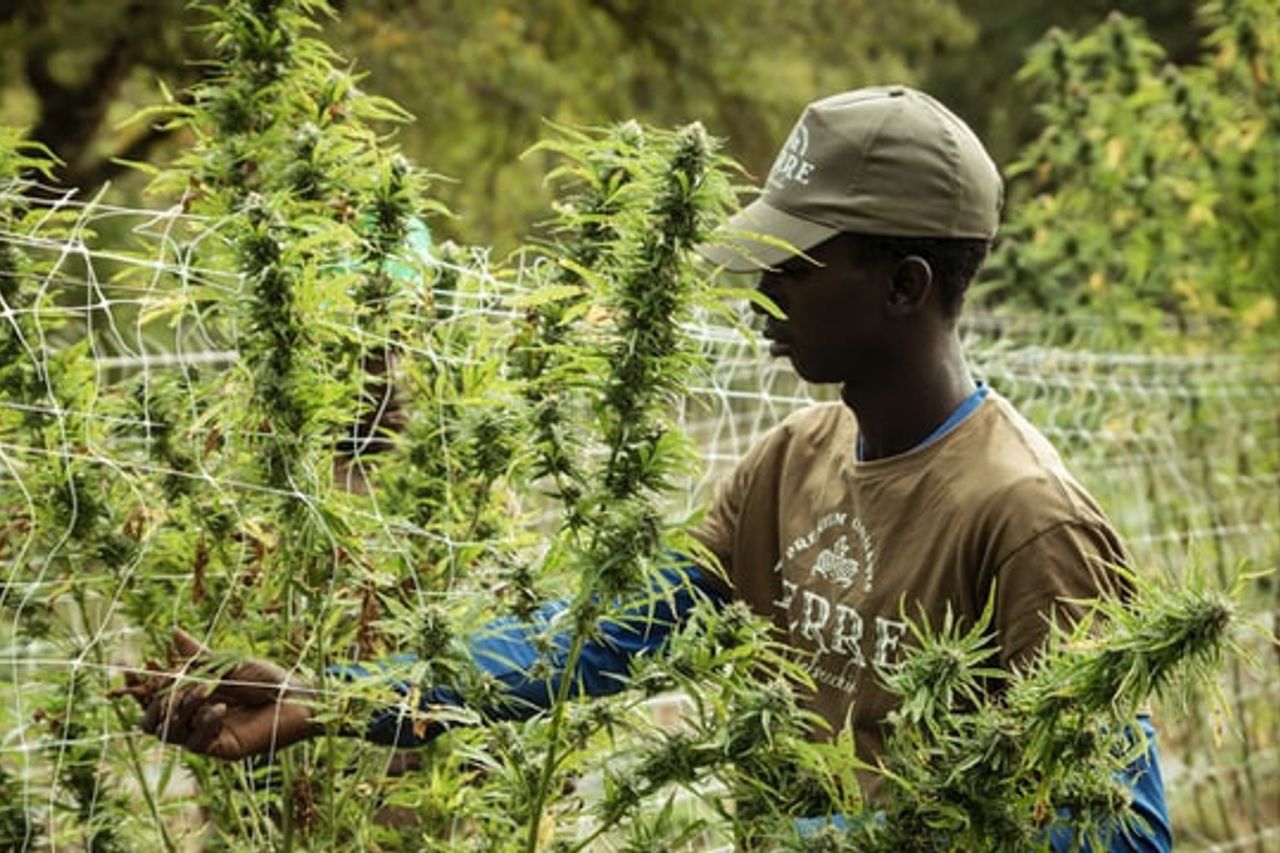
886, 255, 932, 317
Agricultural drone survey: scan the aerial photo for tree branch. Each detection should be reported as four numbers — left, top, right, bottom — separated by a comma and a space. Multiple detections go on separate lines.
21, 0, 164, 188
68, 122, 179, 190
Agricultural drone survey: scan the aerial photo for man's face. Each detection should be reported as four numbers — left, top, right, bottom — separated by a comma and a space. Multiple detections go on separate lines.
753, 235, 890, 386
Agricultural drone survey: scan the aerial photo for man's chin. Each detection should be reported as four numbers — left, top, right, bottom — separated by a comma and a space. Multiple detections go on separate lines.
781, 353, 818, 383
767, 345, 833, 384
786, 357, 845, 386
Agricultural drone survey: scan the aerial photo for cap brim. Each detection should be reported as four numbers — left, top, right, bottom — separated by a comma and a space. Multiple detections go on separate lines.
696, 198, 839, 273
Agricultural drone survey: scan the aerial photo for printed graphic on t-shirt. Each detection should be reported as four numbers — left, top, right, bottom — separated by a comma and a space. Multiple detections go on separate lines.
773, 509, 907, 695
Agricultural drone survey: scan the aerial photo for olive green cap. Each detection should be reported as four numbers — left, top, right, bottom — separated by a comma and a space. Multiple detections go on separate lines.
700, 85, 1003, 272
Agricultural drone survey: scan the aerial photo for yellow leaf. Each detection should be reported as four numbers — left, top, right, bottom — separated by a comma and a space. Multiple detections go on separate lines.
1105, 138, 1127, 169
1213, 40, 1238, 73
1251, 56, 1270, 87
1173, 279, 1201, 311
1237, 119, 1264, 152
494, 7, 519, 29
1088, 272, 1107, 294
1110, 208, 1136, 229
1168, 178, 1197, 201
1033, 227, 1049, 247
1187, 202, 1216, 227
511, 283, 584, 309
1240, 296, 1276, 331
537, 813, 555, 849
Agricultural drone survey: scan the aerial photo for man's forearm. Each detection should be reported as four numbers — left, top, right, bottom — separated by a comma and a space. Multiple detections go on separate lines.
341, 558, 726, 747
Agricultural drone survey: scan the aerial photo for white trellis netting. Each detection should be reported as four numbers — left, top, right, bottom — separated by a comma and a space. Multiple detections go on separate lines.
1, 183, 1277, 851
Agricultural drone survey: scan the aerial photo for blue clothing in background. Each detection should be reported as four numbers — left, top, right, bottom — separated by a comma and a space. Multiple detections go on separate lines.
1048, 715, 1172, 852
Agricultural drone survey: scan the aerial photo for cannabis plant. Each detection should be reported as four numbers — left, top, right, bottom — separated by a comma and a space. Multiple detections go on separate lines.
0, 1, 1265, 850
986, 1, 1279, 349
834, 567, 1248, 852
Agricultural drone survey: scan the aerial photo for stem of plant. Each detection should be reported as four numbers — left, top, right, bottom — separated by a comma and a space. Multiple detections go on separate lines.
111, 705, 179, 853
525, 624, 590, 853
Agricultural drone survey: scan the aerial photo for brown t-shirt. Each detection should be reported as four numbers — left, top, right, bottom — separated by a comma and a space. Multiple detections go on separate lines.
693, 390, 1129, 790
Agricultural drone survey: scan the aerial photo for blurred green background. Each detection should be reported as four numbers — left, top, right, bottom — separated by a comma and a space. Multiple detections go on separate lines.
0, 0, 1202, 253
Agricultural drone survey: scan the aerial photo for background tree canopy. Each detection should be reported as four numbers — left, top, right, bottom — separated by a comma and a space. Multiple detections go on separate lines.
0, 0, 1201, 251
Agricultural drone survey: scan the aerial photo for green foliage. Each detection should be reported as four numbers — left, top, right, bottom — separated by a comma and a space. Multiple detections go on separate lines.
0, 0, 200, 191
0, 762, 41, 850
3, 0, 495, 847
982, 2, 1280, 348
504, 118, 763, 849
0, 0, 1268, 849
921, 0, 1202, 163
330, 0, 975, 250
610, 600, 847, 849
8, 1, 773, 847
835, 566, 1248, 853
1, 0, 979, 251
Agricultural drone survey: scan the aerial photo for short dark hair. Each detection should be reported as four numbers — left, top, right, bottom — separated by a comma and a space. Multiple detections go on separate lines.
840, 232, 990, 316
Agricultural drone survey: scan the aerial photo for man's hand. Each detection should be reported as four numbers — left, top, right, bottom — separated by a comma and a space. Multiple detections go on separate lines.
113, 628, 321, 760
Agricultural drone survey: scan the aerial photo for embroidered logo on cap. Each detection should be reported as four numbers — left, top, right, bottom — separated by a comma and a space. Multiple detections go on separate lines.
766, 122, 816, 190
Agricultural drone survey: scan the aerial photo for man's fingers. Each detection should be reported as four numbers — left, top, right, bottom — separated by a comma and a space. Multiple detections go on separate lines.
109, 684, 154, 710
184, 703, 227, 755
170, 631, 301, 707
210, 659, 296, 706
128, 631, 313, 761
110, 662, 166, 709
108, 676, 151, 707
172, 627, 211, 662
154, 693, 191, 744
142, 694, 164, 734
206, 731, 246, 761
176, 684, 208, 725
150, 684, 209, 744
206, 702, 314, 760
140, 670, 180, 734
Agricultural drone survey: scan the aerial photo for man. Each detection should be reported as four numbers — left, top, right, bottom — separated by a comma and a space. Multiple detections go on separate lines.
122, 86, 1171, 849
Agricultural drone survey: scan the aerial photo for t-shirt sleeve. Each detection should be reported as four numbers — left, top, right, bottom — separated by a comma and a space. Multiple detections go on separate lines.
991, 520, 1132, 671
690, 460, 751, 596
690, 424, 788, 596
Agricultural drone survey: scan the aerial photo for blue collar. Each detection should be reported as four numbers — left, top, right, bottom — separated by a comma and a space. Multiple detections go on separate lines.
855, 382, 989, 462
